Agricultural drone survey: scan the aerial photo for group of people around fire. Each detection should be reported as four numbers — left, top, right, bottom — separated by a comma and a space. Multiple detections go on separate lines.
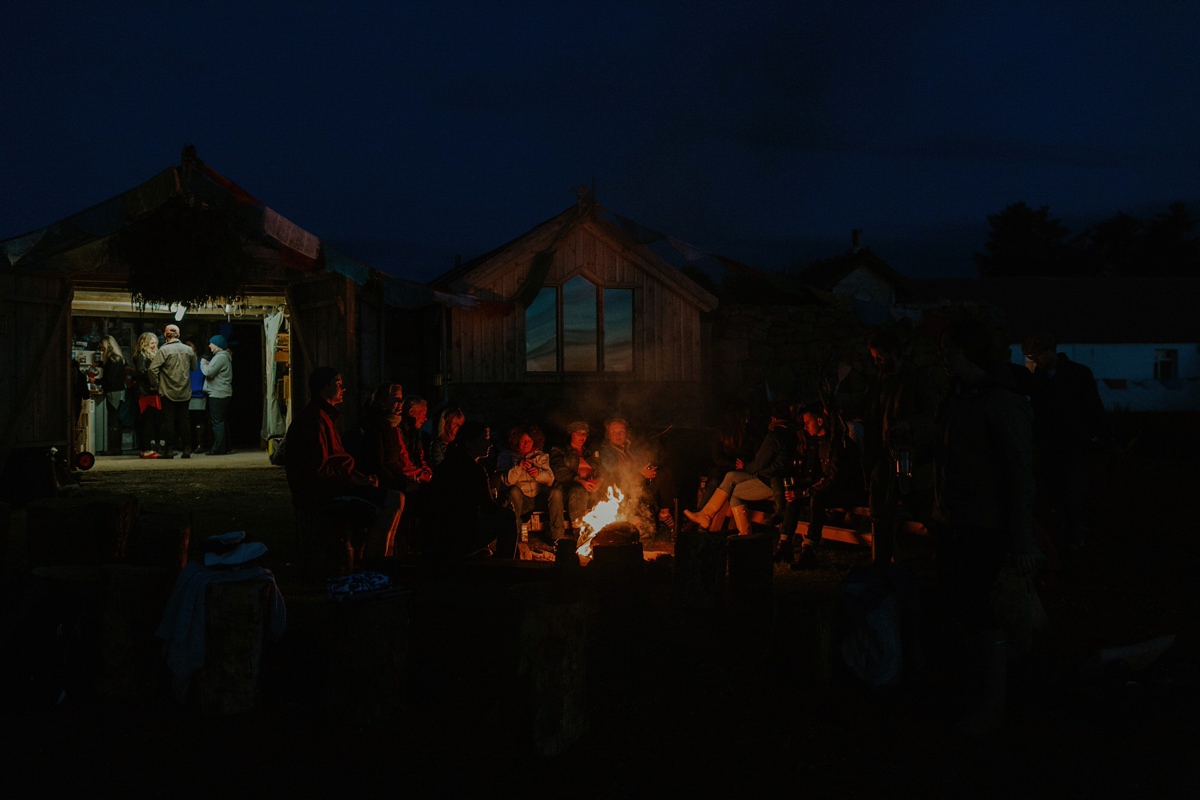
88, 323, 234, 460
284, 315, 1101, 577
283, 314, 1104, 734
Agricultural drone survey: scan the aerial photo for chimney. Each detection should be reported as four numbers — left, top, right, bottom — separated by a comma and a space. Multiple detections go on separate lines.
851, 229, 863, 252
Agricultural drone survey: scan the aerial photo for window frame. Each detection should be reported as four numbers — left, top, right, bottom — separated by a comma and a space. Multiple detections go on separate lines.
522, 268, 636, 376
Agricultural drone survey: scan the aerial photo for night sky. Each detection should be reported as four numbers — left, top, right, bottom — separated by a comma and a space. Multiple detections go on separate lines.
4, 1, 1199, 282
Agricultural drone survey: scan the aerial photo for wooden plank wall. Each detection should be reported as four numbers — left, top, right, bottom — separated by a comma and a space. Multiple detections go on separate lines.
0, 270, 73, 449
450, 224, 704, 384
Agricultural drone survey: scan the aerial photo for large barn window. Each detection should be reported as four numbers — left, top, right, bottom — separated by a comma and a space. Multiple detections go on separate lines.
524, 277, 634, 373
603, 288, 633, 372
562, 276, 598, 371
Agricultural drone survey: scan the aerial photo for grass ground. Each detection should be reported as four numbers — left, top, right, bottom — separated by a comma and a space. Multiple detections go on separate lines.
1, 442, 1197, 798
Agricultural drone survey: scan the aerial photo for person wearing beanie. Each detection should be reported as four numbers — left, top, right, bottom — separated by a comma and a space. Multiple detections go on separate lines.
548, 420, 599, 540
201, 334, 234, 455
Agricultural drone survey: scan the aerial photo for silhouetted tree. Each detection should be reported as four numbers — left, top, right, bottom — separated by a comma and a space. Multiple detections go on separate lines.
974, 202, 1078, 277
1082, 212, 1142, 276
1142, 202, 1199, 277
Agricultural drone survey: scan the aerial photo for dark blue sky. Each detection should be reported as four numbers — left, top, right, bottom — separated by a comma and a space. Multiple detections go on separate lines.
4, 1, 1199, 281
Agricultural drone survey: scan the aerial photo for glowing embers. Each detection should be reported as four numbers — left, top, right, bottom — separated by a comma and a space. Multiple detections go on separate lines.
575, 485, 624, 558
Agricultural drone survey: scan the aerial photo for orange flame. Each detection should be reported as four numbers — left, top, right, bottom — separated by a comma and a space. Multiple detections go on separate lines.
575, 485, 624, 557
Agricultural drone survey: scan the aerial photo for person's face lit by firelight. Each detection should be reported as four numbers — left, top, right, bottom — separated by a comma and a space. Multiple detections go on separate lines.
409, 402, 428, 428
606, 422, 628, 448
322, 376, 346, 406
447, 416, 464, 441
516, 434, 535, 456
570, 430, 588, 452
803, 412, 824, 437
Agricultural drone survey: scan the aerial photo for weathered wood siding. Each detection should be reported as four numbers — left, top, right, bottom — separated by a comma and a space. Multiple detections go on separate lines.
0, 270, 74, 452
450, 222, 705, 384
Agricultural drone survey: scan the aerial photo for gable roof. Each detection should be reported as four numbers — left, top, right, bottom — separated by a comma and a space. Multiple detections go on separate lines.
799, 246, 909, 295
430, 201, 720, 312
912, 277, 1200, 344
1, 148, 467, 310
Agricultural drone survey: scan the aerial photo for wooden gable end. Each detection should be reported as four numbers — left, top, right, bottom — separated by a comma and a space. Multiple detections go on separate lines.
450, 221, 708, 384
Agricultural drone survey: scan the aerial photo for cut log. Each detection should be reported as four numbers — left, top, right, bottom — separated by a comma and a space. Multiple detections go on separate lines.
325, 591, 412, 724
194, 579, 271, 716
510, 582, 588, 756
127, 514, 191, 573
727, 532, 774, 605
671, 529, 727, 608
98, 564, 174, 700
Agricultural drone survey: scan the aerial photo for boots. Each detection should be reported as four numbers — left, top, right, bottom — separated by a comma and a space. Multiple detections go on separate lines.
774, 535, 795, 564
730, 504, 751, 536
684, 488, 729, 529
958, 629, 1007, 736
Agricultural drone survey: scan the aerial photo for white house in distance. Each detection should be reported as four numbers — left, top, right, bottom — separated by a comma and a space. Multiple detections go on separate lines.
917, 278, 1200, 412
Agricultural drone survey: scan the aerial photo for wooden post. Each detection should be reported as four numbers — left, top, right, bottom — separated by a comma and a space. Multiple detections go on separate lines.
325, 592, 412, 724
98, 564, 174, 699
727, 532, 774, 605
195, 579, 271, 716
510, 582, 588, 756
127, 514, 191, 573
671, 529, 727, 608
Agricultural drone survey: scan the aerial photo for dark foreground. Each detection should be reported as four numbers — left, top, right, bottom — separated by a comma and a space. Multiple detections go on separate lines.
1, 441, 1198, 798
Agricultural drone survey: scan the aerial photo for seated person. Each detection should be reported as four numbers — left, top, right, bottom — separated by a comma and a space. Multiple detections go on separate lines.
779, 406, 863, 569
699, 402, 754, 511
598, 416, 676, 530
399, 395, 434, 492
424, 421, 517, 559
430, 405, 465, 467
284, 367, 404, 563
496, 423, 556, 544
549, 420, 601, 540
684, 401, 797, 536
358, 383, 410, 491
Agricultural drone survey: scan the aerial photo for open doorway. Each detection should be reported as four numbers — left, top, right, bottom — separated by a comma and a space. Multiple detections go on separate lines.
70, 291, 286, 459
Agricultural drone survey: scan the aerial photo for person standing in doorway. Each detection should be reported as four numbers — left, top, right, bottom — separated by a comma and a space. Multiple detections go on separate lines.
149, 324, 197, 459
131, 332, 163, 459
202, 334, 233, 455
98, 336, 127, 455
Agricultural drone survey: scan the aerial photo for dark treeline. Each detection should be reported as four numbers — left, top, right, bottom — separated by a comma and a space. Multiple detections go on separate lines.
975, 201, 1200, 278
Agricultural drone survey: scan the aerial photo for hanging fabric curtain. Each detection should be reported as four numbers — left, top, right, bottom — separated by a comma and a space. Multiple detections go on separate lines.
261, 310, 287, 440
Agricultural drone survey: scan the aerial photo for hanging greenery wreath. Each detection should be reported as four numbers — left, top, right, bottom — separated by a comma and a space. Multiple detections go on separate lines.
108, 194, 256, 309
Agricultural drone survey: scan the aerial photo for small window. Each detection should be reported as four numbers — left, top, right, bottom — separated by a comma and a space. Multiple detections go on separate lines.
1154, 349, 1179, 383
525, 287, 558, 372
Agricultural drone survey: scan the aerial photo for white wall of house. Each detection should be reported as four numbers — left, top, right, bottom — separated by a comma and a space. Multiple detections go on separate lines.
1009, 342, 1200, 412
833, 267, 895, 306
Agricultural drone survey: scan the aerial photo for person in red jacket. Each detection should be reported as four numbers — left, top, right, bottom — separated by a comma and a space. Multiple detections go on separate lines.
285, 367, 404, 562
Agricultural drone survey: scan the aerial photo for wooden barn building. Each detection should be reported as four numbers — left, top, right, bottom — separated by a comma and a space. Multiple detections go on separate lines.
1, 148, 450, 479
431, 191, 720, 430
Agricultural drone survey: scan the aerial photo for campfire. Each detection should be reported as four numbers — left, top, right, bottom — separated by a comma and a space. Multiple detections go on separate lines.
575, 485, 624, 557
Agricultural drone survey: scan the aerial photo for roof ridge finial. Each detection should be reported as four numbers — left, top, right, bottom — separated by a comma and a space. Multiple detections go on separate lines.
575, 182, 595, 209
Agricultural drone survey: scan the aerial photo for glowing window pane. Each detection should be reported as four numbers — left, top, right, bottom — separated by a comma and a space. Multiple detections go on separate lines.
603, 289, 633, 372
525, 287, 558, 372
562, 276, 598, 371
